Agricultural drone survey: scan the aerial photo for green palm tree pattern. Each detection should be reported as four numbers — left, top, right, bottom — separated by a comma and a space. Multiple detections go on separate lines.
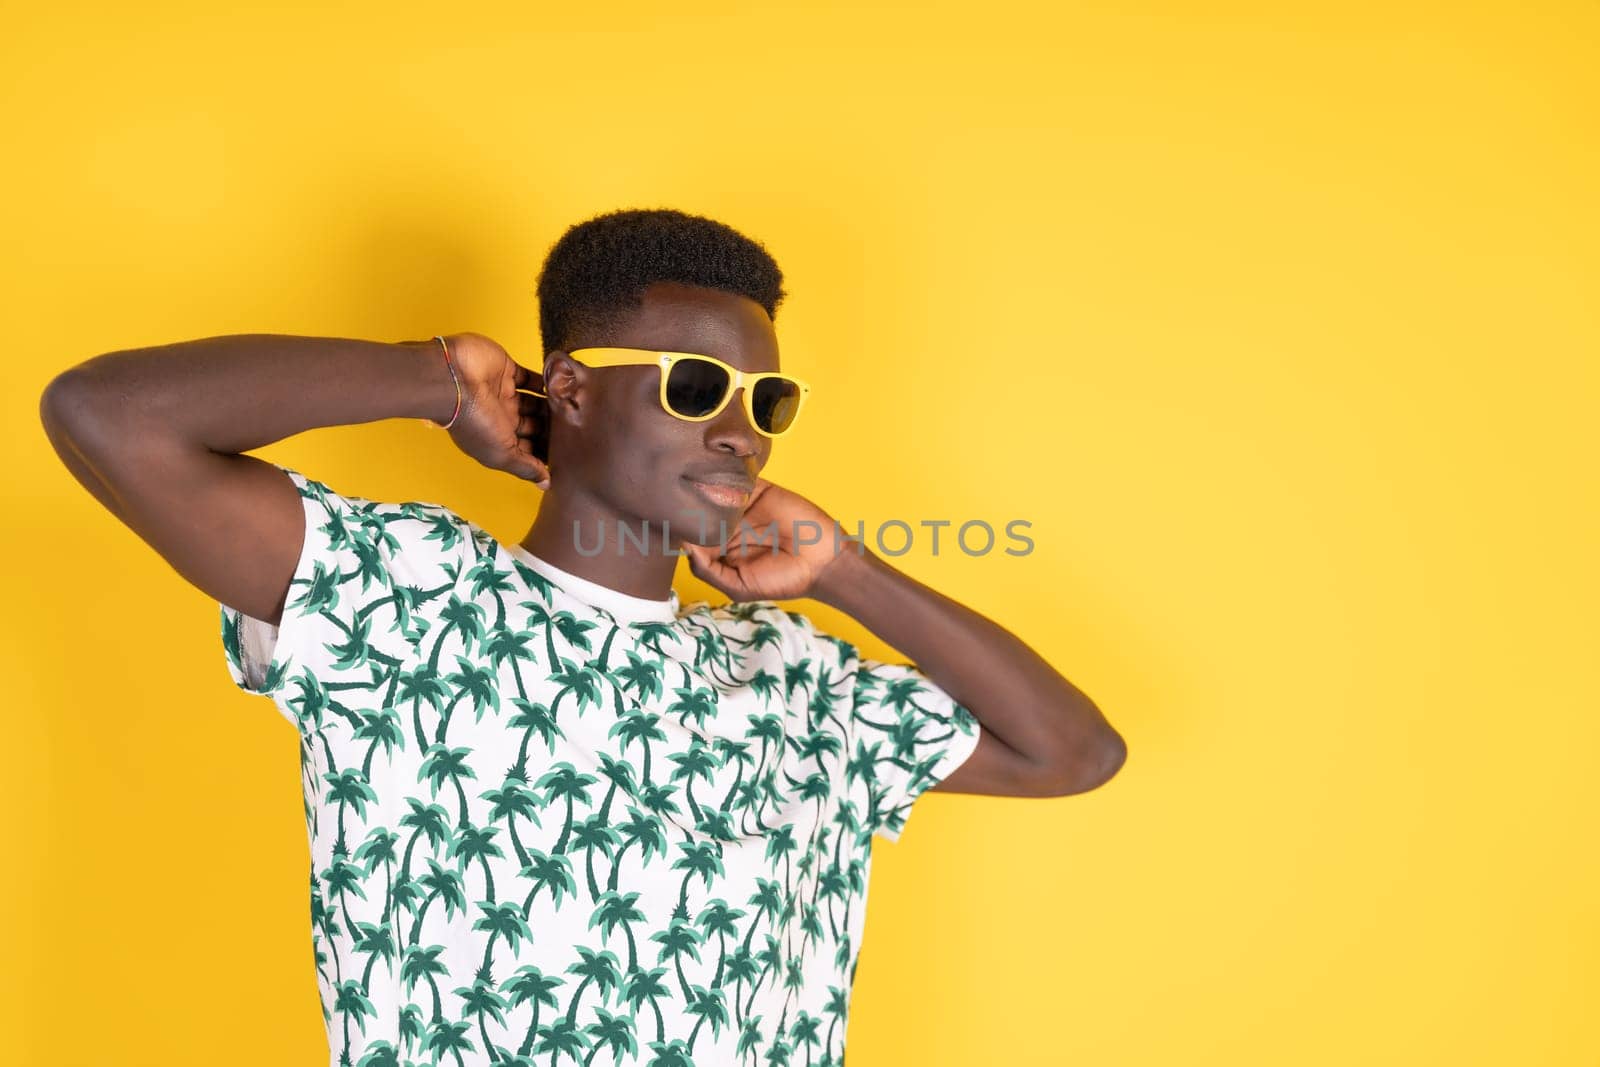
218, 464, 981, 1067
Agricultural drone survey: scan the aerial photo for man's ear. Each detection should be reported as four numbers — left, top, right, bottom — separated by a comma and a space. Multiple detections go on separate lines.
541, 350, 588, 428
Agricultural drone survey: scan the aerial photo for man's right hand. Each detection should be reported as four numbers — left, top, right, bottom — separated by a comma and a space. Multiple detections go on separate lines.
438, 332, 552, 490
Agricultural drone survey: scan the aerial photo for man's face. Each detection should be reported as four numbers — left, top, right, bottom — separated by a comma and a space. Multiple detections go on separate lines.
545, 280, 782, 548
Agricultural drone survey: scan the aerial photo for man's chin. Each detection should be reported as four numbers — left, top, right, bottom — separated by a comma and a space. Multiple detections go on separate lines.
663, 505, 744, 546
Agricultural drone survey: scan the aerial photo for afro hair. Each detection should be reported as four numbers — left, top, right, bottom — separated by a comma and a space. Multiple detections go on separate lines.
535, 207, 787, 356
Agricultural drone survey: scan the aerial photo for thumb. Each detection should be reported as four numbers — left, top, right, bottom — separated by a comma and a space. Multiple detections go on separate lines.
508, 448, 551, 489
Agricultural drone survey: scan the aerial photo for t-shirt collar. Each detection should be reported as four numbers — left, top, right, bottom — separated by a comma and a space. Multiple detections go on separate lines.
506, 544, 680, 624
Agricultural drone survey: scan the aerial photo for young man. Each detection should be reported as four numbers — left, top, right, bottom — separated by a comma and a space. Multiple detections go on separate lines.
40, 207, 1125, 1067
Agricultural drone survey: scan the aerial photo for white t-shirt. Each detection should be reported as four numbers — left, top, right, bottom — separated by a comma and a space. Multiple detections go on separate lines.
219, 463, 981, 1067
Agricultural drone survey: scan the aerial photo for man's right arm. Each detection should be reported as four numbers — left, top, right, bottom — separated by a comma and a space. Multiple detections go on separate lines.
38, 334, 460, 626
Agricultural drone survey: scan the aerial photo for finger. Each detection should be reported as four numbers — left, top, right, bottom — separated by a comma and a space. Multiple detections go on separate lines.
518, 438, 552, 489
700, 547, 754, 596
512, 450, 551, 487
684, 543, 733, 584
681, 541, 719, 571
513, 361, 545, 391
731, 525, 777, 557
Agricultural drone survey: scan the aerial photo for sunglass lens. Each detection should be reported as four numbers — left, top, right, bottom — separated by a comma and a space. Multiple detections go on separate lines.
752, 378, 802, 434
665, 358, 731, 417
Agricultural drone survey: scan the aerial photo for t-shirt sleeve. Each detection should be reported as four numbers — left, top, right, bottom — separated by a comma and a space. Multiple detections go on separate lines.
218, 463, 474, 731
784, 609, 983, 845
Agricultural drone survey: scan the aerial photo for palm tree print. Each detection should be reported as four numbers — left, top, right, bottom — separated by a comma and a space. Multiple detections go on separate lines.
219, 464, 980, 1065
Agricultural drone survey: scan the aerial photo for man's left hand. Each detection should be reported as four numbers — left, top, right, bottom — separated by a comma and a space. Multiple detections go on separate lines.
679, 478, 861, 602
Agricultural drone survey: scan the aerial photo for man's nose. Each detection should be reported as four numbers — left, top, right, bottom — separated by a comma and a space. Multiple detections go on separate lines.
706, 388, 761, 452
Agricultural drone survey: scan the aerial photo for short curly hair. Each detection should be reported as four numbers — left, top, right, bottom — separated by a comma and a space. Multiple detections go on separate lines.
535, 207, 787, 356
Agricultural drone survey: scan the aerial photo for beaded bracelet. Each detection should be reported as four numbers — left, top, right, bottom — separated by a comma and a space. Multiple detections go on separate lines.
426, 334, 463, 430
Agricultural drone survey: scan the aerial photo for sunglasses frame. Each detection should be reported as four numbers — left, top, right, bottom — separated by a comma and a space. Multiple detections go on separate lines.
524, 347, 812, 439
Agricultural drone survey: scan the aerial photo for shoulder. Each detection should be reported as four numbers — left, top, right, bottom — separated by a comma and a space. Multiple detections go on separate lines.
773, 605, 860, 664
689, 600, 861, 666
277, 464, 467, 535
273, 463, 478, 584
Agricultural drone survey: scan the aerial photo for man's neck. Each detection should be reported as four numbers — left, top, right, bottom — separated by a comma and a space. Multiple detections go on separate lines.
518, 484, 679, 602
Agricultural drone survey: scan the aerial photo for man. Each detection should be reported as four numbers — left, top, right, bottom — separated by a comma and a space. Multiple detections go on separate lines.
40, 207, 1125, 1066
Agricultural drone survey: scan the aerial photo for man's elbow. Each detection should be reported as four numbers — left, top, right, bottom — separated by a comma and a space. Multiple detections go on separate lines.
1046, 728, 1127, 796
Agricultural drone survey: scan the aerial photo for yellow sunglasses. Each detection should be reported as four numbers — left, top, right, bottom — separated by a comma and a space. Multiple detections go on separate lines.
523, 347, 812, 439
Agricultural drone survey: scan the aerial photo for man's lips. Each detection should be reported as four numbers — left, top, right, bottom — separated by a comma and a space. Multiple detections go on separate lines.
683, 474, 753, 510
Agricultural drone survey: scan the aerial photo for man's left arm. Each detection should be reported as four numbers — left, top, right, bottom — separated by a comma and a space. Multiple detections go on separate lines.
811, 547, 1127, 798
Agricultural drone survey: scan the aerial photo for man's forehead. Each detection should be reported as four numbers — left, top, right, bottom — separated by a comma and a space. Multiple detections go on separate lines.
616, 284, 780, 366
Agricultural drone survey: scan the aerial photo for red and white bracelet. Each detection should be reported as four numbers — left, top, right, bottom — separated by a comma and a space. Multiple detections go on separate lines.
425, 334, 463, 430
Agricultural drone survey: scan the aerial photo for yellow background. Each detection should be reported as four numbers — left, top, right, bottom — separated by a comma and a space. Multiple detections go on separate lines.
5, 2, 1596, 1064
